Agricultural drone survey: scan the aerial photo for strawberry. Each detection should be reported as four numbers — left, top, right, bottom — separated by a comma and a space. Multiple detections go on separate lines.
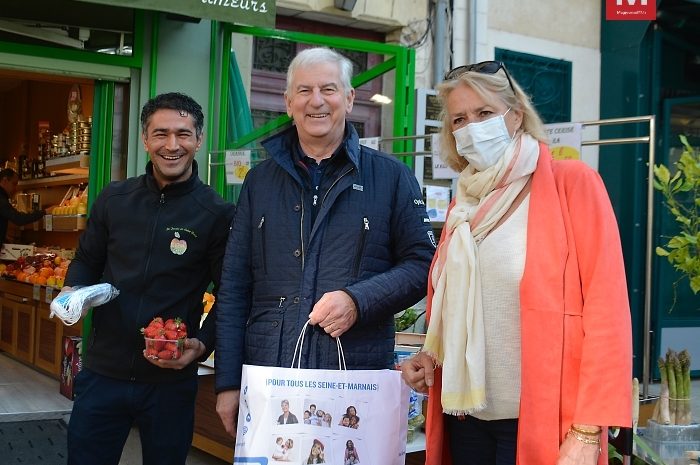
165, 341, 179, 352
164, 329, 178, 340
157, 350, 174, 360
164, 319, 178, 331
145, 347, 160, 358
152, 335, 166, 352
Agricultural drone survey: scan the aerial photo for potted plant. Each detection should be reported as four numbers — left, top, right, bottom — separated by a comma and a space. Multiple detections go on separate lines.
653, 134, 700, 295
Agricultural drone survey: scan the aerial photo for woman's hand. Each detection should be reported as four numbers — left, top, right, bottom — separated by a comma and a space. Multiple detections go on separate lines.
400, 351, 436, 393
556, 432, 600, 465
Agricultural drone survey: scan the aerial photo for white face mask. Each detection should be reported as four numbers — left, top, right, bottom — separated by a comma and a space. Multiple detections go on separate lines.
453, 108, 513, 171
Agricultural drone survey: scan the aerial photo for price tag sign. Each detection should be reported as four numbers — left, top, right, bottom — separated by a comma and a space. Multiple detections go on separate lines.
45, 215, 53, 231
225, 150, 252, 185
33, 284, 41, 301
45, 286, 54, 304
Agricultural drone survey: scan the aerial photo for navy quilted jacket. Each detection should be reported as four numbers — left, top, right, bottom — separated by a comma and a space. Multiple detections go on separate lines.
215, 124, 435, 392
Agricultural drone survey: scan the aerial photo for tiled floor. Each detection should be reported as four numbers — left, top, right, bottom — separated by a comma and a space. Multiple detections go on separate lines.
0, 353, 228, 465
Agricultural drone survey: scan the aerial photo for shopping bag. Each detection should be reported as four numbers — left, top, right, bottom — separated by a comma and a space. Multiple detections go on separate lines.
233, 324, 410, 465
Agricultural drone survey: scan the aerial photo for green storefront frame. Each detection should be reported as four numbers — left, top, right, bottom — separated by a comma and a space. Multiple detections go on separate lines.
209, 23, 417, 199
1, 8, 419, 349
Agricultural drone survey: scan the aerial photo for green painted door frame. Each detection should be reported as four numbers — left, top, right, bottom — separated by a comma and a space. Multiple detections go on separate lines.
209, 24, 416, 196
601, 8, 700, 382
653, 95, 700, 378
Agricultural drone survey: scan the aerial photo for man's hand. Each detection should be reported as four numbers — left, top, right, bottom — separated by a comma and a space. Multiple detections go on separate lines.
400, 351, 435, 394
308, 290, 357, 338
143, 337, 205, 370
216, 390, 241, 438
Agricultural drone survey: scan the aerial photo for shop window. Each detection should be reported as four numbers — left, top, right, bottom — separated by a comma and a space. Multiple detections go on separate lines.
250, 108, 287, 130
496, 49, 572, 124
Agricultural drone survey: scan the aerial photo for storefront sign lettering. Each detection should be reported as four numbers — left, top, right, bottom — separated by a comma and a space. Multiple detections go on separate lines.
75, 0, 276, 28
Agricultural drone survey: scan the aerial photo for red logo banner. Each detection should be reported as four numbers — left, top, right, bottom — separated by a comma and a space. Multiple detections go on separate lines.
606, 0, 656, 20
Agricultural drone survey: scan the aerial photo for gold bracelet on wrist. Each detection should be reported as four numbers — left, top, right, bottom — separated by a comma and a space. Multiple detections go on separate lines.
571, 425, 602, 436
567, 428, 601, 445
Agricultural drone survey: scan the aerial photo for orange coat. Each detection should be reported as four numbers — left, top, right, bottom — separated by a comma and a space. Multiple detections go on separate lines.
424, 144, 632, 465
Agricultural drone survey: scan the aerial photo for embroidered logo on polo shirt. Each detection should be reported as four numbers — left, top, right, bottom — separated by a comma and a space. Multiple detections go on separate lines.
170, 231, 188, 255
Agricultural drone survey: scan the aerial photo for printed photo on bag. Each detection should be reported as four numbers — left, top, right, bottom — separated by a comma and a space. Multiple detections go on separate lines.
303, 438, 328, 464
270, 435, 298, 462
338, 438, 361, 465
337, 402, 367, 430
276, 398, 301, 425
303, 400, 332, 427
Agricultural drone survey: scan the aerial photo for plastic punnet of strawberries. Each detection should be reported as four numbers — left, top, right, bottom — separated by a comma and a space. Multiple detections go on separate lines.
141, 317, 188, 360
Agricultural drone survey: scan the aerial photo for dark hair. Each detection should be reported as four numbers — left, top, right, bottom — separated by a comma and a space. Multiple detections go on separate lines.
0, 168, 18, 181
140, 92, 204, 137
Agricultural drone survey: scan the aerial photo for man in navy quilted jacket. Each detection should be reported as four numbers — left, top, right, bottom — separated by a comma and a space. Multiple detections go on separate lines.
215, 47, 435, 436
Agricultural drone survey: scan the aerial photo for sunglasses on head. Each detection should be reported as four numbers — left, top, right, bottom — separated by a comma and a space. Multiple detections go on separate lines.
444, 60, 515, 93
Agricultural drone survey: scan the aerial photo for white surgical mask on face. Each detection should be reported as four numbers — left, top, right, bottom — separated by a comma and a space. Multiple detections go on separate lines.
453, 108, 513, 171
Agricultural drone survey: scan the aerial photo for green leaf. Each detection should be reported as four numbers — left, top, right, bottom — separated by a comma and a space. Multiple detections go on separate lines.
691, 276, 700, 294
655, 246, 670, 257
653, 164, 671, 185
633, 433, 668, 465
654, 134, 700, 300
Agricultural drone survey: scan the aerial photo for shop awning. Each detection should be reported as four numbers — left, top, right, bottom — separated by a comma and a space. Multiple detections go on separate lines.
74, 0, 276, 28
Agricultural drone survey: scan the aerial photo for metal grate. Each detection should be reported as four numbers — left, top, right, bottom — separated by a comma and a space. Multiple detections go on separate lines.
253, 37, 296, 73
496, 48, 572, 124
253, 38, 368, 75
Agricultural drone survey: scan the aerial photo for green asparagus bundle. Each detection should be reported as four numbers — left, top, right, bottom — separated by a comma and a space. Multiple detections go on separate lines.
651, 348, 692, 425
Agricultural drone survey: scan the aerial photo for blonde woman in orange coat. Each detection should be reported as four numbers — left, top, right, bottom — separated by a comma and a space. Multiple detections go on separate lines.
401, 62, 632, 465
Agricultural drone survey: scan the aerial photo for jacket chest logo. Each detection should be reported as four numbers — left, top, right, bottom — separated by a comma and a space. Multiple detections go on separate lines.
170, 231, 188, 255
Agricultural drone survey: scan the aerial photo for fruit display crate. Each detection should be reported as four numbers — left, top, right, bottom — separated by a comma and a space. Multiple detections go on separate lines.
46, 214, 87, 232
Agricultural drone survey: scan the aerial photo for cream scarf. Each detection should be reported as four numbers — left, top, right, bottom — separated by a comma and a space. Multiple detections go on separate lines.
422, 133, 540, 415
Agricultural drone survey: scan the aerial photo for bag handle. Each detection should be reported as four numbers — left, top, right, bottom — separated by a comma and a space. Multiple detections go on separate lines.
291, 320, 346, 370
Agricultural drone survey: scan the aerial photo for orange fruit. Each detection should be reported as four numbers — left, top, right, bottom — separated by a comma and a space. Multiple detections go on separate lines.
35, 276, 47, 286
40, 267, 54, 278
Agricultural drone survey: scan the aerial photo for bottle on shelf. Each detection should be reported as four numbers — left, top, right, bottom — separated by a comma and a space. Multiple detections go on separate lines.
18, 145, 30, 180
36, 153, 45, 179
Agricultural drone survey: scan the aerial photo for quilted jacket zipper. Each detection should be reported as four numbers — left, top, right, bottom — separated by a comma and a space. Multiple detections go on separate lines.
352, 216, 369, 277
258, 215, 267, 274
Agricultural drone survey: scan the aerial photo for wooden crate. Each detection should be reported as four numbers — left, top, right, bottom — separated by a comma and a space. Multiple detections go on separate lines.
49, 215, 86, 231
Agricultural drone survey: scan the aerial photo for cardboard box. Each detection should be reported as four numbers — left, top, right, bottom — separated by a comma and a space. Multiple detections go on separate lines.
0, 243, 35, 261
47, 215, 87, 232
60, 336, 82, 400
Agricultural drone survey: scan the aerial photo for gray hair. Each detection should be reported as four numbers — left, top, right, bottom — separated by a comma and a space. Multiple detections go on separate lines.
286, 47, 354, 96
437, 69, 547, 173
